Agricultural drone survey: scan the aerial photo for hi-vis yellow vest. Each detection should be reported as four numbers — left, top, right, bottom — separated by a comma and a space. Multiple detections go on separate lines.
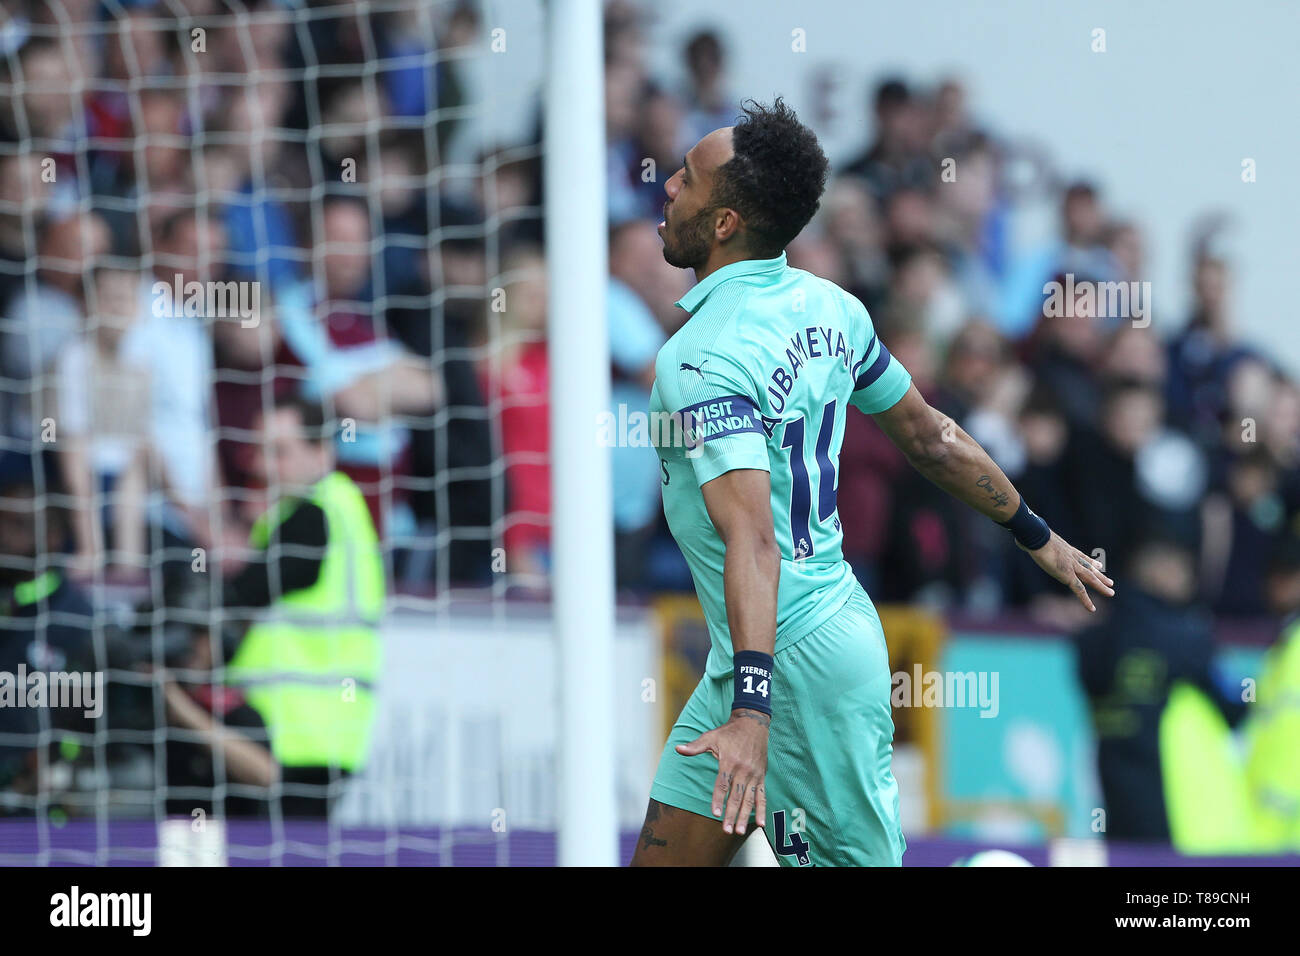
1244, 619, 1300, 850
1159, 681, 1258, 853
227, 472, 384, 771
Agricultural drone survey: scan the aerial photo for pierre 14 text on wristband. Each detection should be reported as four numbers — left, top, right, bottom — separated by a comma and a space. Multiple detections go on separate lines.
732, 650, 773, 716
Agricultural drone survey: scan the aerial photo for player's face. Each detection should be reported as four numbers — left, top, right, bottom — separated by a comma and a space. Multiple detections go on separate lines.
658, 127, 733, 270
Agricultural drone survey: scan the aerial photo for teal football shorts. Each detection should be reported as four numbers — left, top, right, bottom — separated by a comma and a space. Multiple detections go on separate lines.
649, 585, 906, 866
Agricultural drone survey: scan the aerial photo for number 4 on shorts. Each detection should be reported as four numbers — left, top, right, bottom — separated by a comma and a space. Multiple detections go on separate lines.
771, 810, 812, 866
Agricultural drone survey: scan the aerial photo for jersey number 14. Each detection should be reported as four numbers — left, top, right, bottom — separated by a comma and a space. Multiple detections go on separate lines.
779, 399, 837, 560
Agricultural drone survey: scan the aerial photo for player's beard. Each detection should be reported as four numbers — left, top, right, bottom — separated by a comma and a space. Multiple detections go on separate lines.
661, 204, 715, 270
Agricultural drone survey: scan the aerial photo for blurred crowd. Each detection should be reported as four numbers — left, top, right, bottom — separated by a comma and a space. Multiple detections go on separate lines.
1, 0, 1297, 632
0, 0, 497, 592
1, 0, 496, 812
598, 7, 1296, 633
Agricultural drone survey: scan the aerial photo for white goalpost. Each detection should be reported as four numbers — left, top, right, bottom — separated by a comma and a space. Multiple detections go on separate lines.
543, 0, 619, 867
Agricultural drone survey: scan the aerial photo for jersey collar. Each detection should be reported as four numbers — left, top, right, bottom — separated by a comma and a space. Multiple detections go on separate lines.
674, 252, 787, 315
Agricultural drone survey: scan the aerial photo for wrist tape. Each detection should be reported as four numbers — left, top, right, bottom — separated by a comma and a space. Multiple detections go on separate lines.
998, 497, 1051, 550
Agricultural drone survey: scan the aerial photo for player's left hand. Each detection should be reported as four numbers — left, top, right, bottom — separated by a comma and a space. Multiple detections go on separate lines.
1019, 531, 1115, 612
675, 709, 769, 836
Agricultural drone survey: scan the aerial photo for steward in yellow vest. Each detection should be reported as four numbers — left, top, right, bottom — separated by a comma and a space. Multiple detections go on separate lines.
1075, 535, 1247, 842
222, 396, 383, 816
1162, 534, 1300, 853
1243, 536, 1300, 849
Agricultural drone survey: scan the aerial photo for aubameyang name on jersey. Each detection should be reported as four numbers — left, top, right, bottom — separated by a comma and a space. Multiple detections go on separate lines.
765, 325, 854, 414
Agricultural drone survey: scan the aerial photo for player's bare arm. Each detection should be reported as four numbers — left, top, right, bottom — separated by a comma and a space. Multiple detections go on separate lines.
872, 384, 1116, 611
672, 467, 779, 837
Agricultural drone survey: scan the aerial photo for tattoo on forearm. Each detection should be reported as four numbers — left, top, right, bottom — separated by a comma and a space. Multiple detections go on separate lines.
733, 709, 771, 729
976, 474, 1010, 510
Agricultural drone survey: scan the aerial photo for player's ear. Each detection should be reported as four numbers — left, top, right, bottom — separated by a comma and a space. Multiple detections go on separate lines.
715, 207, 742, 243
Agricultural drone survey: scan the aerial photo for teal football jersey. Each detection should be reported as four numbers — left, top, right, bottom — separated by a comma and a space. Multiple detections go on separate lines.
649, 253, 912, 678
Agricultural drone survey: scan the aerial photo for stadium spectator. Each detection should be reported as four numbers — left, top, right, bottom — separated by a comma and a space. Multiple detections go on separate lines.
388, 225, 496, 587
937, 318, 1020, 427
1245, 533, 1300, 849
0, 152, 53, 312
1203, 448, 1286, 618
161, 618, 277, 819
135, 208, 225, 564
211, 294, 294, 536
377, 0, 474, 150
1075, 533, 1248, 842
0, 455, 96, 808
1264, 375, 1300, 517
275, 195, 443, 533
607, 213, 691, 334
929, 77, 978, 156
608, 221, 668, 589
1060, 379, 1165, 569
1166, 253, 1258, 453
1023, 273, 1107, 429
680, 30, 735, 148
282, 3, 371, 134
999, 181, 1119, 338
1105, 220, 1146, 286
214, 79, 302, 293
820, 177, 889, 313
625, 84, 687, 223
222, 393, 383, 818
0, 35, 81, 149
211, 0, 291, 77
1001, 385, 1078, 620
841, 78, 935, 203
1, 212, 110, 446
481, 244, 549, 582
97, 87, 195, 235
1100, 323, 1167, 390
315, 77, 387, 176
55, 265, 153, 575
879, 241, 966, 349
931, 132, 1004, 319
473, 145, 544, 248
605, 55, 649, 226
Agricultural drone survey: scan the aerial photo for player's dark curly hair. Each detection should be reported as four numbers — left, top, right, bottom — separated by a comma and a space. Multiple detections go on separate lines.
710, 97, 830, 257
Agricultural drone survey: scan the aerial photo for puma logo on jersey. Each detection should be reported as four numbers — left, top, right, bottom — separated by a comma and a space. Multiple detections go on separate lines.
679, 359, 710, 380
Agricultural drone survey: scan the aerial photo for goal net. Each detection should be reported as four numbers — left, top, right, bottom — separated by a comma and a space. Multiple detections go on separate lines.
0, 0, 637, 866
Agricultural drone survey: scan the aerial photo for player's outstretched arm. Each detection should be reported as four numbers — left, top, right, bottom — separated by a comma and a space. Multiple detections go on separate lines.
675, 467, 779, 836
871, 385, 1115, 611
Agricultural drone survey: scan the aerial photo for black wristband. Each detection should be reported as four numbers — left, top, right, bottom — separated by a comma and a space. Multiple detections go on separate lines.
998, 497, 1051, 550
732, 650, 773, 716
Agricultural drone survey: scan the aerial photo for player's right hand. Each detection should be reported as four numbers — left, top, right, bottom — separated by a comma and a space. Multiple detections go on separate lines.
1019, 530, 1115, 612
675, 709, 769, 836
